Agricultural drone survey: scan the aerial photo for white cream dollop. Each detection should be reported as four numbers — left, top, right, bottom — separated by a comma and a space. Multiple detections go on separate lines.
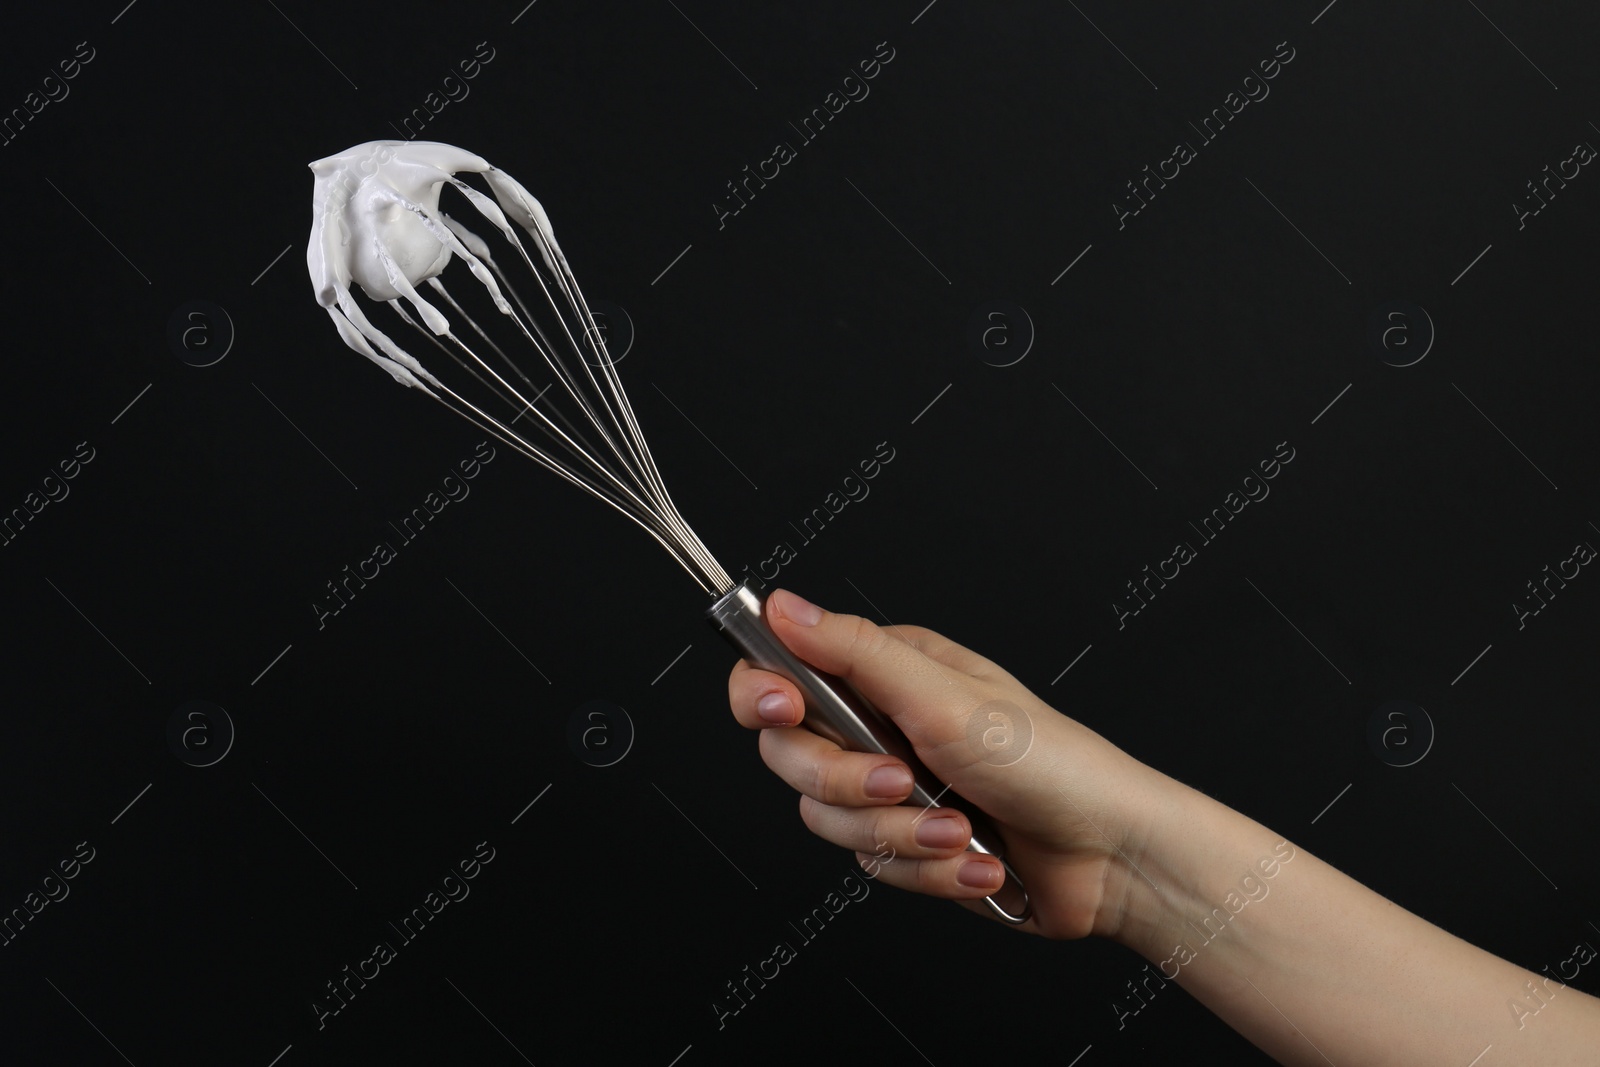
306, 140, 568, 392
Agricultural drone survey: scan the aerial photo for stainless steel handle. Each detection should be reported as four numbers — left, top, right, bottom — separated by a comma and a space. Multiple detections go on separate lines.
707, 581, 1031, 925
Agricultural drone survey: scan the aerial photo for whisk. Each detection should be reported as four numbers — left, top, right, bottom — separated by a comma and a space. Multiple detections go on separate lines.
306, 140, 1030, 923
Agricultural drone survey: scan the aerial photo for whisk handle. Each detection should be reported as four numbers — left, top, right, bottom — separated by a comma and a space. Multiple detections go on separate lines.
706, 581, 1032, 925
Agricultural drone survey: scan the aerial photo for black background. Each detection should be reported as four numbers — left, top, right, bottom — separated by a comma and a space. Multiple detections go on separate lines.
3, 1, 1598, 1064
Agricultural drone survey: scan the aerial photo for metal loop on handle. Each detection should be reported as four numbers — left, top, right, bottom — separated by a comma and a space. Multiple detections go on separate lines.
980, 855, 1032, 925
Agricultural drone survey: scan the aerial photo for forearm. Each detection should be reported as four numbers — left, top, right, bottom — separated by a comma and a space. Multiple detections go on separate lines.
1099, 770, 1600, 1065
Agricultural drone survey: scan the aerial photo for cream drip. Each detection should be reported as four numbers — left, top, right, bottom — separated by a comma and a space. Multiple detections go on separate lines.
306, 140, 564, 392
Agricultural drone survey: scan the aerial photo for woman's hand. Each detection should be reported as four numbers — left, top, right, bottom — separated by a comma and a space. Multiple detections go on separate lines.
726, 588, 1167, 940
729, 589, 1600, 1063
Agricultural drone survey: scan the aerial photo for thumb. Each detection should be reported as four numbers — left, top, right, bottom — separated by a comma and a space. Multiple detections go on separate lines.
765, 588, 976, 751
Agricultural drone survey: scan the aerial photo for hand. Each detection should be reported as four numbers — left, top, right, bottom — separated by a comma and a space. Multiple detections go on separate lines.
728, 590, 1600, 1062
726, 588, 1168, 939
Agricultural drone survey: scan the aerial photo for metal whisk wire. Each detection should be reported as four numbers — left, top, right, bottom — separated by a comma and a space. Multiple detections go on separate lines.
308, 141, 1032, 924
316, 147, 731, 595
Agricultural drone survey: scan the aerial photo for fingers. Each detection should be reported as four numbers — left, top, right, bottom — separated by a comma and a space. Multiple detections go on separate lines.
729, 627, 1011, 908
761, 589, 976, 745
852, 848, 1009, 901
757, 725, 915, 807
872, 623, 1008, 682
758, 730, 1011, 902
727, 660, 806, 729
724, 590, 1024, 907
796, 794, 1006, 901
798, 793, 967, 855
758, 732, 1008, 901
764, 588, 924, 684
725, 593, 1007, 737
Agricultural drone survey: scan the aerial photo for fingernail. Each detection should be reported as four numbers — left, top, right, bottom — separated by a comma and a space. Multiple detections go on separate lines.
915, 813, 968, 849
958, 859, 1003, 890
771, 589, 822, 627
864, 764, 912, 799
756, 692, 794, 725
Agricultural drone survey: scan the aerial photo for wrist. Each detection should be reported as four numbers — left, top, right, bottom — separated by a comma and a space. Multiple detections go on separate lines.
1085, 761, 1198, 947
1092, 769, 1293, 964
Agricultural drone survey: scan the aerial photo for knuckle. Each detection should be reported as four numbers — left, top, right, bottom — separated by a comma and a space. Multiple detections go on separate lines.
797, 793, 821, 832
844, 615, 890, 669
918, 861, 951, 895
732, 671, 766, 714
807, 752, 838, 802
867, 809, 897, 854
893, 624, 934, 650
757, 727, 789, 772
